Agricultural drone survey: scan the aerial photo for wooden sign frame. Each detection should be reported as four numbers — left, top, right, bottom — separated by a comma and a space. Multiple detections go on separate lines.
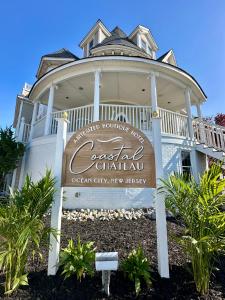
62, 121, 156, 188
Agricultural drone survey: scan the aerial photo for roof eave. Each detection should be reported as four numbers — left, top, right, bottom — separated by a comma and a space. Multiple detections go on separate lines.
36, 57, 76, 78
129, 25, 158, 51
29, 55, 207, 102
79, 20, 111, 48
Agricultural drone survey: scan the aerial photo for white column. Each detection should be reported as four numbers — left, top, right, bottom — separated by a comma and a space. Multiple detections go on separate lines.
29, 101, 39, 141
11, 169, 17, 189
150, 72, 169, 278
196, 102, 202, 119
18, 117, 25, 142
15, 101, 24, 139
18, 152, 26, 189
185, 88, 199, 180
93, 70, 100, 121
44, 85, 55, 135
137, 32, 142, 48
48, 114, 68, 275
196, 102, 205, 144
185, 88, 194, 139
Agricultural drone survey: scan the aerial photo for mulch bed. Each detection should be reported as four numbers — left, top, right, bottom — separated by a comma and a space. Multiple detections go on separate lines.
0, 217, 225, 299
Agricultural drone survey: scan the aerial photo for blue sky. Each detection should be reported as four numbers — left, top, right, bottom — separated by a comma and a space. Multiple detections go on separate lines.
0, 0, 225, 127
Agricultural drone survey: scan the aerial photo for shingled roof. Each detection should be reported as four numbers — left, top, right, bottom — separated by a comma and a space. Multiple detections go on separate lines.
42, 48, 79, 60
92, 26, 145, 53
157, 50, 171, 62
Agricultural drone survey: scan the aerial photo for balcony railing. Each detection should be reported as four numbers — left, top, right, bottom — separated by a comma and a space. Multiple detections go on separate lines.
51, 104, 94, 134
100, 104, 152, 131
33, 116, 46, 138
19, 122, 31, 143
159, 108, 189, 137
193, 119, 225, 152
25, 104, 189, 142
49, 104, 188, 138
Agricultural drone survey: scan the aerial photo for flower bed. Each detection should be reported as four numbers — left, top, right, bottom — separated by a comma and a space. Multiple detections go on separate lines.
0, 215, 224, 299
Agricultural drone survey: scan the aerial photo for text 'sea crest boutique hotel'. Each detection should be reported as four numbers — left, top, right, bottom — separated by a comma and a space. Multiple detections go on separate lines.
12, 20, 225, 210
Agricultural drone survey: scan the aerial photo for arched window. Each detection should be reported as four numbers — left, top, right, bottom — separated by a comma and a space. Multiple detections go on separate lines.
117, 114, 127, 123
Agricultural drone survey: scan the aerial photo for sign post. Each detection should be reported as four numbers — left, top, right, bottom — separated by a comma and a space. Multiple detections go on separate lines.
48, 114, 68, 275
152, 115, 169, 278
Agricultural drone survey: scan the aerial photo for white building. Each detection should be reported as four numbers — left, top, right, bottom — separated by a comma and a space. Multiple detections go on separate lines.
12, 20, 225, 209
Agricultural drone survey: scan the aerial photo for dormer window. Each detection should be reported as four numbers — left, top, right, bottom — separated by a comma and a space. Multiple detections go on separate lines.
141, 39, 146, 50
147, 45, 152, 56
89, 39, 94, 50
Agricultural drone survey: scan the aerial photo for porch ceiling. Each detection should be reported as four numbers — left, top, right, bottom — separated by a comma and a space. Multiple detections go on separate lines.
39, 71, 186, 112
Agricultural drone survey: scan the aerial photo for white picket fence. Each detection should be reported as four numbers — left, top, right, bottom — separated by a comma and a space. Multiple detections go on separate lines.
193, 120, 225, 152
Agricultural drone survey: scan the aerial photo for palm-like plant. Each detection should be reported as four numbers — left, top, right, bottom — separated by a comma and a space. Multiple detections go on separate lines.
59, 236, 96, 281
0, 170, 56, 294
121, 246, 152, 296
161, 163, 225, 295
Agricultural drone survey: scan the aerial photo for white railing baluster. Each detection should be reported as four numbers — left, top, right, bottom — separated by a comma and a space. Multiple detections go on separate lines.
43, 104, 201, 141
193, 119, 225, 152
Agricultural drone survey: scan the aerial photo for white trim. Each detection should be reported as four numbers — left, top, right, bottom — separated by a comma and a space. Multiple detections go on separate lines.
29, 56, 206, 103
91, 44, 150, 57
159, 50, 177, 66
93, 70, 100, 121
196, 102, 202, 118
36, 57, 75, 78
44, 85, 55, 135
150, 73, 169, 278
185, 88, 194, 139
29, 101, 39, 141
15, 101, 24, 138
129, 25, 158, 51
79, 20, 111, 48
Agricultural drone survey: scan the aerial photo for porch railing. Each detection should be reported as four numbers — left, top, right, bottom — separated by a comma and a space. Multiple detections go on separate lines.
33, 116, 46, 139
159, 108, 189, 137
100, 104, 152, 131
193, 119, 225, 152
51, 105, 94, 134
49, 104, 188, 138
21, 123, 31, 143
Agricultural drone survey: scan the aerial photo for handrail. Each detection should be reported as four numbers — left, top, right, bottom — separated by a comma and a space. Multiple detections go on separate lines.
30, 104, 191, 139
34, 115, 46, 125
193, 119, 225, 152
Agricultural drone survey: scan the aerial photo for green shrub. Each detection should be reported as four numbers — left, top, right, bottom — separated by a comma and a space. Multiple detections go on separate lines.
121, 246, 152, 296
161, 163, 225, 295
59, 236, 96, 282
0, 170, 56, 294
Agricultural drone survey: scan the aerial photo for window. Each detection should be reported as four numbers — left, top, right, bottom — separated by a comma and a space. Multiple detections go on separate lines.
89, 39, 94, 50
141, 39, 147, 50
147, 45, 152, 55
117, 115, 127, 123
181, 151, 191, 176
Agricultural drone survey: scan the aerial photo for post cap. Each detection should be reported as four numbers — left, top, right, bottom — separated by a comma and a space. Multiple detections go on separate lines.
62, 111, 68, 119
